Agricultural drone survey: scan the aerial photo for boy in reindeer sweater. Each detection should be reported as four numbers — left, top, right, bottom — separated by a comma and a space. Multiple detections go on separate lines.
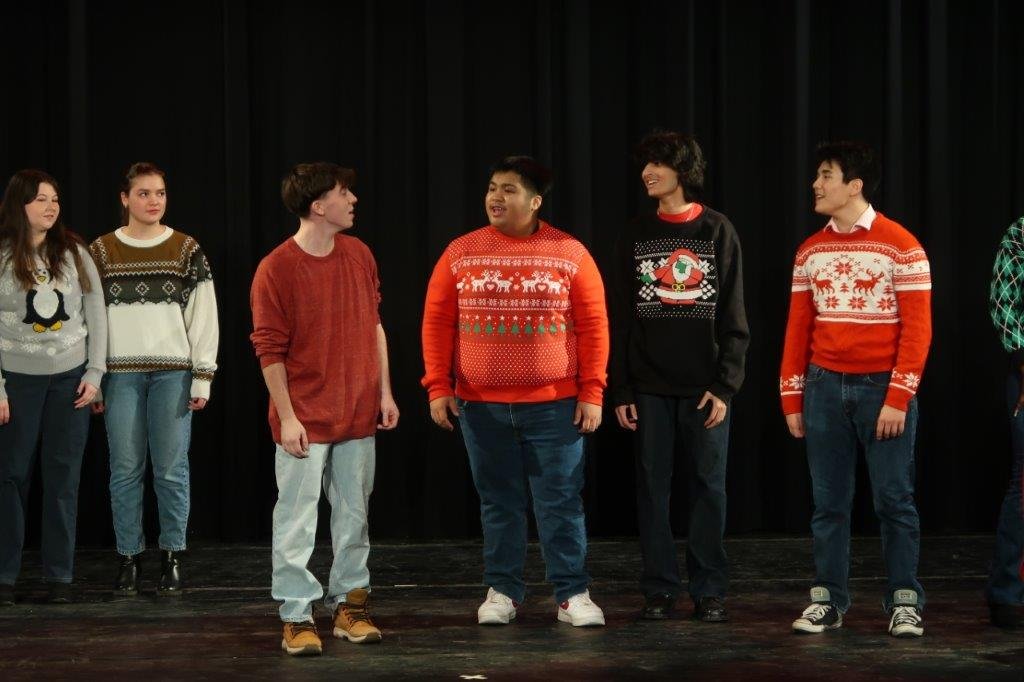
780, 141, 932, 638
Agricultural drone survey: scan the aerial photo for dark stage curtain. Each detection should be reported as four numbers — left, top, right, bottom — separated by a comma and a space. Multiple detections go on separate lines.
2, 0, 1022, 546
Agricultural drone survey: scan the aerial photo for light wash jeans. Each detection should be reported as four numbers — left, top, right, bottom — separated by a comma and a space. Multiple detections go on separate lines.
272, 437, 375, 623
104, 370, 192, 556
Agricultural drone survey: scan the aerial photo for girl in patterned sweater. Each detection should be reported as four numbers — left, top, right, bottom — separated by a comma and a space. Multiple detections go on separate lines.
90, 162, 219, 596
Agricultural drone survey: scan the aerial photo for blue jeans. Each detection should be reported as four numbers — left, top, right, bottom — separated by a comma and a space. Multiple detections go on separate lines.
0, 366, 90, 584
272, 437, 375, 623
458, 397, 589, 604
634, 393, 730, 601
986, 371, 1024, 606
104, 370, 192, 556
803, 364, 924, 613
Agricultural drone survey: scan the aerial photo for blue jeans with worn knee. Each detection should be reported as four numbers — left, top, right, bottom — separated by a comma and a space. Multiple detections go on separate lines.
458, 397, 590, 604
803, 364, 924, 613
986, 371, 1024, 606
104, 370, 192, 556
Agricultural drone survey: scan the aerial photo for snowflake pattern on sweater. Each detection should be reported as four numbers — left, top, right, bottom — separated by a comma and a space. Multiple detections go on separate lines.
779, 211, 932, 413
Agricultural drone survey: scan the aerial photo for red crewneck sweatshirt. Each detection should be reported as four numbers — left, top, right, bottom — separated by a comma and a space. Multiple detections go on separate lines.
250, 234, 382, 444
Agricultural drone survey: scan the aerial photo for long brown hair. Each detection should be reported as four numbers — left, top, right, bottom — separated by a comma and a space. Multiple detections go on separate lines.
0, 169, 92, 292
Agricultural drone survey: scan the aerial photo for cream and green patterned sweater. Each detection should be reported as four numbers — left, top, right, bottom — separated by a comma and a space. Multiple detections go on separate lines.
89, 227, 219, 399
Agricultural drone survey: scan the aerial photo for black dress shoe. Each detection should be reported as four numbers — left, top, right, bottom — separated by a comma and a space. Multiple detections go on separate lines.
694, 596, 728, 622
158, 551, 182, 595
990, 603, 1022, 629
641, 593, 676, 620
114, 554, 140, 596
47, 582, 73, 604
0, 583, 14, 606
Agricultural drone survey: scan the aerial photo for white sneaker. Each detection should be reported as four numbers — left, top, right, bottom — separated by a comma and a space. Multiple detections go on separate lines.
557, 590, 605, 627
477, 587, 517, 625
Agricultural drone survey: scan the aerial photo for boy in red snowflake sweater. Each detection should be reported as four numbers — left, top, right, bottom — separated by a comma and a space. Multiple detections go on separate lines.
780, 141, 932, 638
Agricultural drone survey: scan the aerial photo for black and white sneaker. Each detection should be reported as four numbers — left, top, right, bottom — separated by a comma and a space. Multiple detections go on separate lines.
790, 602, 839, 630
888, 589, 924, 637
792, 588, 842, 633
793, 602, 842, 633
888, 605, 923, 637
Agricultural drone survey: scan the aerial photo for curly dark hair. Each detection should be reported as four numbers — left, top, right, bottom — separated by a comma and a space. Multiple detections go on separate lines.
634, 130, 706, 200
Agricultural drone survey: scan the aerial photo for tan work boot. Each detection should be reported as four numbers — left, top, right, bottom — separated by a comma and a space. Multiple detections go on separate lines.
281, 621, 322, 656
333, 588, 382, 643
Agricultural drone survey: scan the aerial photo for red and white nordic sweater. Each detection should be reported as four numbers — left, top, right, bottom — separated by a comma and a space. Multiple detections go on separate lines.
421, 222, 608, 405
779, 211, 932, 414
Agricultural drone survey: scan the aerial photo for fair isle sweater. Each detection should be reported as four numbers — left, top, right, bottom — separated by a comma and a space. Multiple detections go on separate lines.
89, 227, 219, 399
779, 208, 932, 413
421, 221, 609, 405
0, 244, 107, 399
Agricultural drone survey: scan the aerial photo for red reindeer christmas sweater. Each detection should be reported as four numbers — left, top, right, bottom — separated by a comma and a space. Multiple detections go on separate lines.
421, 222, 609, 405
779, 210, 932, 414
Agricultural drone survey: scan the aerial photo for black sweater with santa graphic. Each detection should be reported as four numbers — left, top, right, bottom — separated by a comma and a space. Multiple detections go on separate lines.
608, 207, 749, 406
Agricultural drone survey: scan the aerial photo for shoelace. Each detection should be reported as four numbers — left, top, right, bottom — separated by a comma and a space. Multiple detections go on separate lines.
290, 621, 317, 635
568, 593, 594, 608
891, 606, 920, 626
342, 604, 372, 624
488, 591, 513, 605
801, 603, 832, 621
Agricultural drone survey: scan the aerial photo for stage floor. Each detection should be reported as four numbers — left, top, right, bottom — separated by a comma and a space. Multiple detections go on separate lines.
0, 535, 1020, 680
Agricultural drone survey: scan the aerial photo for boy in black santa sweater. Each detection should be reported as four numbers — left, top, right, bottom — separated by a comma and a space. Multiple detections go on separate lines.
608, 130, 749, 623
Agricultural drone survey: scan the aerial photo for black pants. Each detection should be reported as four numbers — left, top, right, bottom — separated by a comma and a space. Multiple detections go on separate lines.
0, 366, 90, 585
634, 392, 730, 601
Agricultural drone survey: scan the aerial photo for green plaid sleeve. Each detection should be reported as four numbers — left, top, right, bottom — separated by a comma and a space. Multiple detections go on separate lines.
990, 217, 1024, 361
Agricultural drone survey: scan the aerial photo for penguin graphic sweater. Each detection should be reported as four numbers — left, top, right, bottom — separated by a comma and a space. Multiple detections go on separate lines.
0, 244, 107, 400
89, 228, 219, 400
421, 222, 609, 405
608, 206, 749, 406
779, 208, 932, 414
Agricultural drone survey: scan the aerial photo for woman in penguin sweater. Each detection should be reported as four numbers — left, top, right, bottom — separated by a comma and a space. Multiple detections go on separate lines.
0, 169, 107, 606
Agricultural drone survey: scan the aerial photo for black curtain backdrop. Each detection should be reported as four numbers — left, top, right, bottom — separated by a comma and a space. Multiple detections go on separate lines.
2, 1, 1022, 548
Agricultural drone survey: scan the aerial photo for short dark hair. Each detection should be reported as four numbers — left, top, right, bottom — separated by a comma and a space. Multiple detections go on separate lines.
281, 162, 356, 217
634, 130, 706, 200
815, 141, 880, 201
490, 156, 553, 196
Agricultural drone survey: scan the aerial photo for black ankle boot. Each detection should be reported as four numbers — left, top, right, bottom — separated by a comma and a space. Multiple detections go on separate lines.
114, 555, 140, 596
158, 551, 182, 595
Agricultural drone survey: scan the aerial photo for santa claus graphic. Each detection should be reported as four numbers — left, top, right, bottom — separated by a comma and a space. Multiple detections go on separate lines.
640, 248, 704, 305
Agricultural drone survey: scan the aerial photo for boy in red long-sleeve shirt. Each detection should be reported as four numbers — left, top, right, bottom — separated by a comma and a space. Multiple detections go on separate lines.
781, 142, 931, 638
251, 162, 399, 656
422, 156, 609, 627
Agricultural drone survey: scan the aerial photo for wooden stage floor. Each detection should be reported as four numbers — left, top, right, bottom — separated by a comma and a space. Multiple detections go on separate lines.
0, 535, 1021, 680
